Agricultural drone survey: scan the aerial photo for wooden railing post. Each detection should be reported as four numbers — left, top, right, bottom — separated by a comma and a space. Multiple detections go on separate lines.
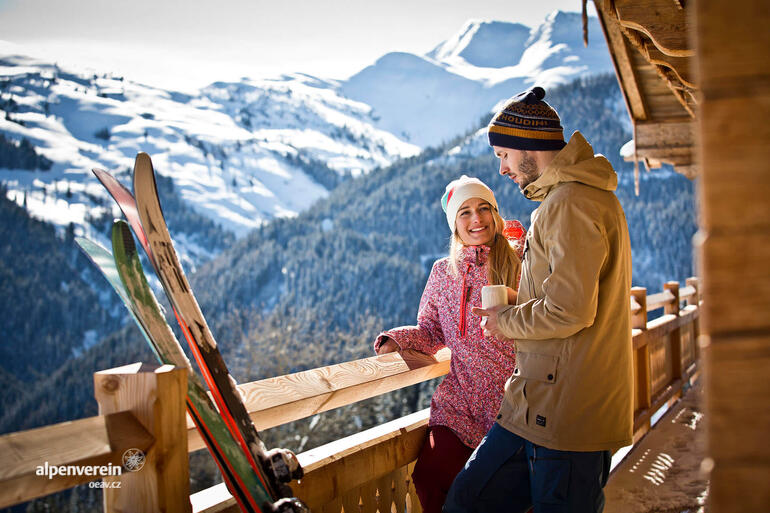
663, 281, 682, 381
94, 363, 191, 513
685, 277, 700, 307
630, 287, 651, 431
686, 277, 701, 362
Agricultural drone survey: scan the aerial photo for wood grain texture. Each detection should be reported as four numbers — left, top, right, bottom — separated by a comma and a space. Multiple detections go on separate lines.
705, 335, 770, 462
698, 231, 770, 334
594, 0, 647, 120
0, 412, 153, 509
95, 363, 191, 513
290, 409, 429, 510
613, 0, 694, 57
187, 348, 450, 452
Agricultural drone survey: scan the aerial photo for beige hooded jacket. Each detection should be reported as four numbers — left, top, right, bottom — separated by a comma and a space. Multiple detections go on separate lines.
496, 131, 633, 452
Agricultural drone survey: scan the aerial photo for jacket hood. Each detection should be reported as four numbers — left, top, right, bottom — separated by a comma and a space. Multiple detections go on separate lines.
522, 131, 618, 202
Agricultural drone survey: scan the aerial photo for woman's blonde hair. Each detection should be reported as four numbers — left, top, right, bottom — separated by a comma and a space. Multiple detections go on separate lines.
449, 207, 521, 288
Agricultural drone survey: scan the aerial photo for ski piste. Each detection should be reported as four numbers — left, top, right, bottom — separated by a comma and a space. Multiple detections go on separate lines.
75, 231, 268, 513
92, 155, 307, 512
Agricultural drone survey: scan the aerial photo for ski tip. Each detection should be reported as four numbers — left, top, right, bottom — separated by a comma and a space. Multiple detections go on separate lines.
135, 152, 153, 168
112, 219, 137, 257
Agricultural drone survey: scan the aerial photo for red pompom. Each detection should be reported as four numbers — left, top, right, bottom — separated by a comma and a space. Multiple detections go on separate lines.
503, 219, 526, 242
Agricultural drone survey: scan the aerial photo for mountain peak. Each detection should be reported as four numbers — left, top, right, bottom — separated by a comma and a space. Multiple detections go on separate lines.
427, 19, 532, 69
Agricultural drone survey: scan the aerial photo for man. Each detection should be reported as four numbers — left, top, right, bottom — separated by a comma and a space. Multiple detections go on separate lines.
444, 87, 633, 513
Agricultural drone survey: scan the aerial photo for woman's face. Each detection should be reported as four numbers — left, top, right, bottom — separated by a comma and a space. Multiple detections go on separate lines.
455, 197, 495, 246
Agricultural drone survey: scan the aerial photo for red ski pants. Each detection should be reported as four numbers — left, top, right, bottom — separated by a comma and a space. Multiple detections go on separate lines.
411, 426, 474, 513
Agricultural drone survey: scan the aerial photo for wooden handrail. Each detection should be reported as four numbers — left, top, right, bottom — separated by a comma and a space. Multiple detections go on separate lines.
0, 411, 154, 509
679, 285, 696, 300
187, 348, 450, 452
646, 289, 676, 311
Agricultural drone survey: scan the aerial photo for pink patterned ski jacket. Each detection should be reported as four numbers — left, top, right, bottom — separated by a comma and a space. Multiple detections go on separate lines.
374, 240, 522, 448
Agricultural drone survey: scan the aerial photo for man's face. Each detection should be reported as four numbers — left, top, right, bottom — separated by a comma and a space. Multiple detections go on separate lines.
493, 145, 540, 191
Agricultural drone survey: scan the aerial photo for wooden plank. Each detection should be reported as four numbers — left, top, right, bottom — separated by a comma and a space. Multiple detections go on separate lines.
594, 1, 647, 120
0, 411, 154, 509
678, 285, 696, 302
290, 409, 429, 510
646, 290, 675, 311
95, 363, 191, 513
187, 348, 449, 452
634, 119, 694, 148
696, 93, 770, 232
698, 231, 770, 334
705, 335, 770, 462
613, 0, 693, 57
694, 0, 770, 89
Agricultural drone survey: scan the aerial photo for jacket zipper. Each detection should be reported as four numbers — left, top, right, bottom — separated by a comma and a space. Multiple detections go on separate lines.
459, 263, 473, 337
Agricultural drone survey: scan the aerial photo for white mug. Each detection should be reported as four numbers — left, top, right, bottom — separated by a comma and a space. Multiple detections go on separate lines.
481, 285, 508, 309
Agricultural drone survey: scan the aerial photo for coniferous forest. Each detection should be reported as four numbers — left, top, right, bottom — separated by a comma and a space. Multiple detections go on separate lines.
0, 73, 697, 511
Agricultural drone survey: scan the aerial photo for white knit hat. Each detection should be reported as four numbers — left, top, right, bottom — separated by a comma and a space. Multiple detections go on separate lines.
441, 175, 498, 231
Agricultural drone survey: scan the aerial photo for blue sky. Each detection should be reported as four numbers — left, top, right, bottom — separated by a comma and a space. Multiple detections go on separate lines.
0, 0, 594, 90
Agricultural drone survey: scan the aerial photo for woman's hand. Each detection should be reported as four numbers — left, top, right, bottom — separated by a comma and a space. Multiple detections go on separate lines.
375, 337, 399, 355
506, 287, 518, 305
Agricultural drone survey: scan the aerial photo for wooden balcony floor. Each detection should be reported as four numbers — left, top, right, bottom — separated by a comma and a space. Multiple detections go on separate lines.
605, 380, 707, 513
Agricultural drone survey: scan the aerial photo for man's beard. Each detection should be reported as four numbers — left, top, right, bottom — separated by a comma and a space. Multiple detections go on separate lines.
517, 152, 540, 190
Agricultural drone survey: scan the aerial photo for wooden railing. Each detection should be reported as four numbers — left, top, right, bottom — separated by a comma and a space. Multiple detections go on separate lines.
0, 279, 701, 513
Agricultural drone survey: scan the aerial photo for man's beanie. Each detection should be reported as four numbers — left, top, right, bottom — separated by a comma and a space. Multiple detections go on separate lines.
441, 175, 498, 231
488, 86, 567, 151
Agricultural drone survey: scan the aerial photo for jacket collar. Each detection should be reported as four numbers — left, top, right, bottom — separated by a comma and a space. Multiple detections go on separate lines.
458, 244, 491, 268
523, 131, 618, 202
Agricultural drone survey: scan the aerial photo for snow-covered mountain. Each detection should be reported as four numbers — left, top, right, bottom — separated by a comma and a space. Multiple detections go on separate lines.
342, 12, 612, 147
1, 10, 612, 264
0, 50, 418, 253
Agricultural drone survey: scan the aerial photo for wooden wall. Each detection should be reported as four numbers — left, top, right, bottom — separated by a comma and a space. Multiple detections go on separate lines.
693, 0, 770, 510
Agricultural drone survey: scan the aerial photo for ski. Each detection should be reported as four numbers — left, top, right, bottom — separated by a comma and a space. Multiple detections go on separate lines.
76, 232, 267, 513
92, 154, 307, 512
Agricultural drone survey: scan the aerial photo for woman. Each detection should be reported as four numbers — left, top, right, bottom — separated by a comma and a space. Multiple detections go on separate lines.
374, 175, 524, 513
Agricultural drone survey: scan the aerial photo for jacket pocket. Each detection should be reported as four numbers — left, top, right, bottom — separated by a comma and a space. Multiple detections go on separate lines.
515, 352, 559, 384
515, 352, 559, 438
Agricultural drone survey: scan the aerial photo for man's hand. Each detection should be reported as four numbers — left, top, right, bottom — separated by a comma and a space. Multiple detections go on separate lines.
472, 305, 512, 340
375, 337, 399, 355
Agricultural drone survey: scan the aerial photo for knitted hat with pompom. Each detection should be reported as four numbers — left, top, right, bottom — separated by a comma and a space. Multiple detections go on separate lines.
488, 86, 567, 151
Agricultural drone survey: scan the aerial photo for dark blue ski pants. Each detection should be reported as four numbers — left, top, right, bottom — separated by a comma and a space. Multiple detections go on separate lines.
443, 423, 611, 513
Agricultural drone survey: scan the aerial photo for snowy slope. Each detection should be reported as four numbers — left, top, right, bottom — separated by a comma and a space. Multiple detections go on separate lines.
0, 48, 418, 257
342, 11, 612, 147
1, 11, 611, 264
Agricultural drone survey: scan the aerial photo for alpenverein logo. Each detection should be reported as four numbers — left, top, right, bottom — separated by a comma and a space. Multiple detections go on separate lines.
122, 448, 146, 472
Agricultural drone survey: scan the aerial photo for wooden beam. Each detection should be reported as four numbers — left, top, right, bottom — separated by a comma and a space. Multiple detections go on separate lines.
699, 231, 770, 335
95, 363, 191, 513
0, 412, 154, 509
594, 0, 647, 120
613, 0, 694, 57
187, 349, 450, 452
634, 119, 694, 147
704, 334, 770, 510
646, 290, 676, 311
